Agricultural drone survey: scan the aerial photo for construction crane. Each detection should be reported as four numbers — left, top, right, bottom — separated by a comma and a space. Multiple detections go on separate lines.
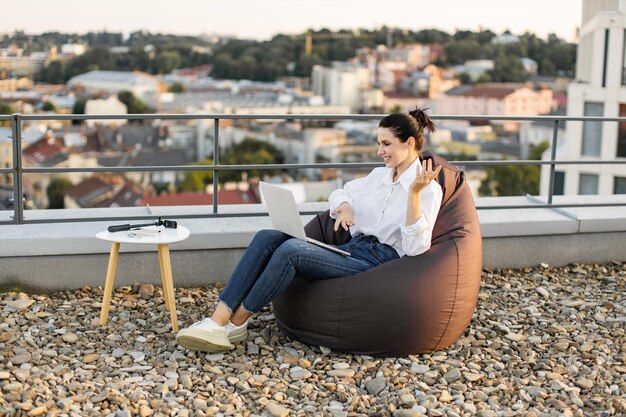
299, 29, 383, 56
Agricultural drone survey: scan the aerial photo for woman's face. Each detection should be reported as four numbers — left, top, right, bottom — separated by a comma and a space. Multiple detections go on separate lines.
376, 127, 416, 170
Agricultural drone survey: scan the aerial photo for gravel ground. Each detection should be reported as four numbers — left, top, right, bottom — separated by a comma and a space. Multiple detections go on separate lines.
0, 262, 624, 417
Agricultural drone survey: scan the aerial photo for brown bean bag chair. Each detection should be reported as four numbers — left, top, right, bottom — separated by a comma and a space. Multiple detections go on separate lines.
272, 151, 482, 357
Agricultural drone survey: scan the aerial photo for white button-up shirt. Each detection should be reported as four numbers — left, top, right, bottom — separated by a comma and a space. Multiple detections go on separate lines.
328, 157, 443, 257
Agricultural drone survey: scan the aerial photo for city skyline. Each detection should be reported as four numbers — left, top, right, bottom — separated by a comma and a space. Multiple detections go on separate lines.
6, 0, 582, 42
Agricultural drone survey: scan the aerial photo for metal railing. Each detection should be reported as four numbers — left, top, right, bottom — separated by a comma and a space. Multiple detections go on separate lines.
2, 113, 626, 225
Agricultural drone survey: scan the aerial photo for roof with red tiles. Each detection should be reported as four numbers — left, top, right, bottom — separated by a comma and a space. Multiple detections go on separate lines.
23, 137, 68, 166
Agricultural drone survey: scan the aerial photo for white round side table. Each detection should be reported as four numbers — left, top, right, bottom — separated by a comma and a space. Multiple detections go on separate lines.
95, 225, 190, 333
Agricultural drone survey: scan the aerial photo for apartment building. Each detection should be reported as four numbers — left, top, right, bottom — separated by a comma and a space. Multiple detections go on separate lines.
540, 0, 626, 195
436, 83, 555, 132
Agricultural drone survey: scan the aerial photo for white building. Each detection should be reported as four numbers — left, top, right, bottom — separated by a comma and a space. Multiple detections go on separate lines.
452, 60, 494, 82
311, 63, 369, 112
84, 96, 128, 127
519, 109, 567, 159
541, 0, 626, 196
436, 84, 555, 132
68, 70, 164, 100
60, 44, 87, 57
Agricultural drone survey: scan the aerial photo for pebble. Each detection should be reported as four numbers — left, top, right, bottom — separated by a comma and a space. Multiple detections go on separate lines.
394, 411, 423, 417
289, 367, 312, 380
0, 263, 621, 416
10, 352, 31, 365
327, 369, 355, 378
61, 333, 78, 343
3, 299, 35, 310
112, 348, 125, 358
443, 368, 461, 382
266, 402, 290, 417
83, 353, 99, 363
575, 378, 594, 389
365, 376, 386, 395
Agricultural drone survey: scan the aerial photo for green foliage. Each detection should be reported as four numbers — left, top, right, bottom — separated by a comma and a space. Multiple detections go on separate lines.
19, 28, 576, 83
488, 50, 527, 82
41, 101, 57, 112
168, 82, 185, 93
47, 177, 72, 209
71, 98, 86, 125
178, 159, 214, 192
117, 91, 151, 114
179, 138, 286, 189
221, 138, 285, 183
37, 60, 64, 84
478, 142, 549, 197
388, 104, 403, 114
155, 50, 182, 74
0, 101, 12, 114
455, 72, 472, 85
0, 101, 12, 127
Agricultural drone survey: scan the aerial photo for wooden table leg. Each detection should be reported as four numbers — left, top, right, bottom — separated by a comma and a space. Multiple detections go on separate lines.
158, 244, 178, 332
158, 245, 170, 312
99, 242, 120, 326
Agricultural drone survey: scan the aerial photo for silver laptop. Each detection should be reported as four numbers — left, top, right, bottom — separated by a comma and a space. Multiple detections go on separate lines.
259, 182, 351, 257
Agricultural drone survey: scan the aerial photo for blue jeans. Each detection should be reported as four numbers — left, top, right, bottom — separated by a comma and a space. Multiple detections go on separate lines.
219, 229, 400, 313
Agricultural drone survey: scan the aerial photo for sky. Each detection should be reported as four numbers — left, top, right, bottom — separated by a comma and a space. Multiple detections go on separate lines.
4, 0, 583, 42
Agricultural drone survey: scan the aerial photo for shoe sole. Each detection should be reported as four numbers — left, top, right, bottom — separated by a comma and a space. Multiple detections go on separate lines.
176, 329, 233, 352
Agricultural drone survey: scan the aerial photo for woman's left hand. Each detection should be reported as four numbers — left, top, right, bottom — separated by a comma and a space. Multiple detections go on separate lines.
409, 158, 442, 196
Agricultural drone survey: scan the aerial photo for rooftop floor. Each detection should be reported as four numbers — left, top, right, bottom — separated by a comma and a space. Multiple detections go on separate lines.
1, 263, 624, 417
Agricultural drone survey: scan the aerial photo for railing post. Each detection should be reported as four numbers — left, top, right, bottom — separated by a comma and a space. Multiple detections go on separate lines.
212, 118, 220, 214
11, 114, 24, 224
547, 120, 559, 205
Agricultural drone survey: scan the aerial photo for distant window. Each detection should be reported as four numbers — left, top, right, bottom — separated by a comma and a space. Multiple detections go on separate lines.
553, 171, 565, 195
619, 104, 626, 157
579, 174, 599, 195
582, 102, 603, 157
622, 30, 626, 85
603, 29, 609, 87
615, 176, 626, 194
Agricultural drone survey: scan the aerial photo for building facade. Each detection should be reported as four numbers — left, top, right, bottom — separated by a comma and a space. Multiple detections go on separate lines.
436, 84, 555, 132
541, 0, 626, 195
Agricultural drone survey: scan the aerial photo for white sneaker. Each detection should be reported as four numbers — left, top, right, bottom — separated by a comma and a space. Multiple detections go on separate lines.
176, 318, 233, 352
225, 320, 248, 343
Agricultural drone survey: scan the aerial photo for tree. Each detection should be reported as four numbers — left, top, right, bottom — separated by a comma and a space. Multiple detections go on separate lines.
0, 101, 12, 114
0, 101, 12, 127
47, 177, 72, 209
489, 51, 527, 82
478, 142, 549, 197
455, 72, 472, 85
41, 101, 57, 112
178, 159, 214, 192
155, 50, 182, 74
168, 82, 185, 93
221, 138, 285, 183
38, 60, 64, 84
118, 91, 151, 114
179, 138, 286, 189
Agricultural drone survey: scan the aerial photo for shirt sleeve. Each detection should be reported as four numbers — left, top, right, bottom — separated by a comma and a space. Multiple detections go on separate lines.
400, 182, 444, 256
328, 175, 371, 219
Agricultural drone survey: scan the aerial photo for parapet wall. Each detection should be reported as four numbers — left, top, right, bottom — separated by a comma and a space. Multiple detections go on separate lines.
1, 196, 625, 292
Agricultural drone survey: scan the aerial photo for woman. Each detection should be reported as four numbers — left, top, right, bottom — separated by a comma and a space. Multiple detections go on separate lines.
176, 108, 443, 352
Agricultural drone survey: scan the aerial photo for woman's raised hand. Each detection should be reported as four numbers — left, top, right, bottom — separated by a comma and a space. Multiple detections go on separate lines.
409, 158, 442, 196
331, 202, 355, 232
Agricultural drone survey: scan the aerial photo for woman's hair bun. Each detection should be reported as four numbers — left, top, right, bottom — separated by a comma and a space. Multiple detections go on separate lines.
408, 107, 436, 134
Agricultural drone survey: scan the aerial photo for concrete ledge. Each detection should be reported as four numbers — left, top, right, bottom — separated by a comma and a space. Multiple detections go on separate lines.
1, 196, 626, 291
